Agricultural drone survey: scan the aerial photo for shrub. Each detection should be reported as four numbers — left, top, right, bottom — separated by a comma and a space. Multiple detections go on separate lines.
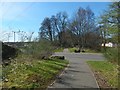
104, 47, 118, 63
23, 39, 54, 59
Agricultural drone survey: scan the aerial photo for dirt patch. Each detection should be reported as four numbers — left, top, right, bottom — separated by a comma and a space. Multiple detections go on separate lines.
93, 70, 111, 88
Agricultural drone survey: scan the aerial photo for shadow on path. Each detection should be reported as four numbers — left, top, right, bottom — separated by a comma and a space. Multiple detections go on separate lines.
48, 49, 105, 88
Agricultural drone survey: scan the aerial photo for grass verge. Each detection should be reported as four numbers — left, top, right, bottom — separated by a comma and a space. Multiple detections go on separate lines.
2, 56, 69, 89
87, 61, 118, 88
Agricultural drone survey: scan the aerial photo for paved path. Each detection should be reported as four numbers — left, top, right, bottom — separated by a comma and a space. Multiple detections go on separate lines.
49, 49, 105, 88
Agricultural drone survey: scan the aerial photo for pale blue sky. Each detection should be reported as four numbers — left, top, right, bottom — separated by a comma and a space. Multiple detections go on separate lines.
0, 2, 111, 42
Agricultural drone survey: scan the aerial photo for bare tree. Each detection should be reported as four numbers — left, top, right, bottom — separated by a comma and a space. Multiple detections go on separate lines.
39, 17, 53, 42
70, 6, 96, 51
70, 7, 86, 50
39, 7, 100, 49
51, 12, 68, 46
27, 32, 34, 42
39, 12, 68, 46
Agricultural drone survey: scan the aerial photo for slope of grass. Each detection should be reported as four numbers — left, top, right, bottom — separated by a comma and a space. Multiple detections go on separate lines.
2, 56, 69, 89
87, 61, 118, 88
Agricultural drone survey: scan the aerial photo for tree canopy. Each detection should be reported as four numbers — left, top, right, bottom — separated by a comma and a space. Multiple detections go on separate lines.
39, 2, 119, 50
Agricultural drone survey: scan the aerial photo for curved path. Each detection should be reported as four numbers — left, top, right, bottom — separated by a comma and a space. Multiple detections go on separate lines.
48, 49, 105, 88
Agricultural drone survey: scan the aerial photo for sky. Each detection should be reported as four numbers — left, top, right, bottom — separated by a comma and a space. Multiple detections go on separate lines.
0, 2, 112, 42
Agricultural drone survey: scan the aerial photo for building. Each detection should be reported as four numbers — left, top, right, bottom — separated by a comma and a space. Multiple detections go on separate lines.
101, 42, 113, 47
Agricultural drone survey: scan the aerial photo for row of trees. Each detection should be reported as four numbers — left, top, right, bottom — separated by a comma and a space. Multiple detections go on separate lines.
39, 6, 102, 51
20, 2, 119, 60
39, 2, 119, 51
26, 2, 119, 60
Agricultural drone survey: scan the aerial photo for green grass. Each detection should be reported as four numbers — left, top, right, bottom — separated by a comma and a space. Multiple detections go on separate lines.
2, 56, 69, 88
68, 47, 78, 52
85, 48, 100, 53
54, 48, 64, 52
87, 61, 118, 87
68, 47, 99, 53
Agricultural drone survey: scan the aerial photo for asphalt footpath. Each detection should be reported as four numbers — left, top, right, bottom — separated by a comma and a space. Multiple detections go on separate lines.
48, 49, 105, 89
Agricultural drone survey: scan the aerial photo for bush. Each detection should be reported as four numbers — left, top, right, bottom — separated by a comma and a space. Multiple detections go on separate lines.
2, 42, 18, 60
104, 47, 118, 63
23, 39, 54, 59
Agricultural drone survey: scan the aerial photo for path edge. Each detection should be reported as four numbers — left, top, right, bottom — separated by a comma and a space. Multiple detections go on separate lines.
47, 63, 70, 88
87, 63, 100, 88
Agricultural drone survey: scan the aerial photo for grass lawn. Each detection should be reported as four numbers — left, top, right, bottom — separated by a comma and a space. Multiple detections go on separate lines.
87, 61, 118, 88
2, 55, 69, 89
68, 47, 78, 52
54, 48, 64, 52
69, 47, 99, 53
84, 48, 100, 53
